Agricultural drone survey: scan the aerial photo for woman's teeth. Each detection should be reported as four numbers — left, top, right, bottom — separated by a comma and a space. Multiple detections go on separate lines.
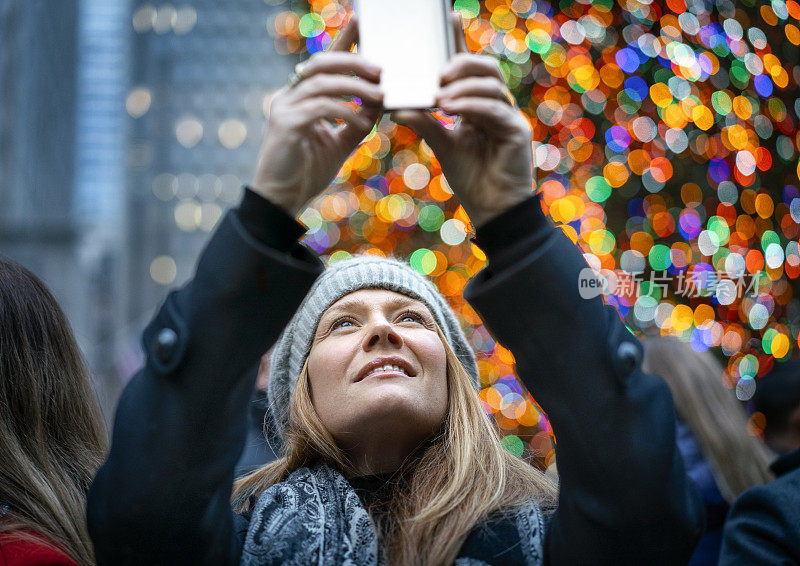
369, 364, 408, 377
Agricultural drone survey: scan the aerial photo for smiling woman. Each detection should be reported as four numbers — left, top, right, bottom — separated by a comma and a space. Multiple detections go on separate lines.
230, 259, 558, 564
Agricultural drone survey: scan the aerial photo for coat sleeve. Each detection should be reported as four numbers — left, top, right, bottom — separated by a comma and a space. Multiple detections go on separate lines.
719, 474, 800, 565
87, 207, 323, 565
464, 195, 705, 565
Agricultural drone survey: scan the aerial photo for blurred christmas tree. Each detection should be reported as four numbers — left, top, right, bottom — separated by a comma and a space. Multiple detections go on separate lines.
269, 0, 800, 464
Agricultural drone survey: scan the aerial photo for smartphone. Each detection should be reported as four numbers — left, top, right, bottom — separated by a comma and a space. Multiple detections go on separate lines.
355, 0, 455, 110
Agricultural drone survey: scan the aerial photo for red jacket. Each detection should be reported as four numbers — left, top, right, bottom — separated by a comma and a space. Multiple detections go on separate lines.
0, 534, 78, 566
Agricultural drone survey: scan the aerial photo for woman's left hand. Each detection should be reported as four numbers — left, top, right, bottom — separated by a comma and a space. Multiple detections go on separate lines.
393, 21, 534, 228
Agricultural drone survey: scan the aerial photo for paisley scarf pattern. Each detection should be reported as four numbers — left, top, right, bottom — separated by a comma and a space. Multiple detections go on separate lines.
241, 463, 545, 565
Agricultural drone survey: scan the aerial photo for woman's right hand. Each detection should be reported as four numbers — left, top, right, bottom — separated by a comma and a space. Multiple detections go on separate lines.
251, 18, 383, 216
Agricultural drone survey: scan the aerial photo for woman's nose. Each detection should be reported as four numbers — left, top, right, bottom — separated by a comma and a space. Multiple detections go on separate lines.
363, 321, 403, 349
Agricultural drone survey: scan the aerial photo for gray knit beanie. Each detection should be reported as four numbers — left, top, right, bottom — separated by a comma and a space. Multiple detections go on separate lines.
268, 254, 479, 441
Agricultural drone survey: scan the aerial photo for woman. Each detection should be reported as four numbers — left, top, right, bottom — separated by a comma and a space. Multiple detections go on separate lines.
88, 17, 703, 565
232, 257, 559, 564
642, 336, 774, 565
0, 257, 107, 565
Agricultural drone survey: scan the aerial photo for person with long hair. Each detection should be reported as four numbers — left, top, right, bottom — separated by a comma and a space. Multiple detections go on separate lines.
88, 17, 703, 565
642, 336, 773, 565
0, 257, 108, 565
719, 359, 800, 565
753, 360, 800, 455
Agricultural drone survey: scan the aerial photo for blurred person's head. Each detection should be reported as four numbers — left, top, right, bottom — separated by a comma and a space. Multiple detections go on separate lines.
233, 255, 557, 565
642, 336, 773, 503
753, 360, 800, 455
0, 256, 107, 563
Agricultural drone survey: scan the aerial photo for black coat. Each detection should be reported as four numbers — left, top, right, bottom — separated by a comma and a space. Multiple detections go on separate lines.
234, 387, 279, 477
87, 192, 703, 565
719, 448, 800, 564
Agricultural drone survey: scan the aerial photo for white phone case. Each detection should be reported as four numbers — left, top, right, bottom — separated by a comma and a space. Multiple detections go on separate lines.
355, 0, 455, 109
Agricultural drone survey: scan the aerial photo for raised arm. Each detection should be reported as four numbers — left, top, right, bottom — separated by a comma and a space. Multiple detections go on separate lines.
464, 196, 704, 564
87, 20, 384, 564
87, 200, 323, 564
397, 32, 704, 564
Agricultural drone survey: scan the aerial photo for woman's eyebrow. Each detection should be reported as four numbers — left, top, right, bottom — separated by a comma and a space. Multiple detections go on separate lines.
371, 296, 432, 316
321, 296, 428, 320
322, 299, 369, 319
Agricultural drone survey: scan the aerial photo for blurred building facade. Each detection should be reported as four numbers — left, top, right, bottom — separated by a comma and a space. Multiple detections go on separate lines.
73, 0, 132, 409
0, 0, 131, 412
0, 0, 80, 290
0, 0, 297, 415
119, 0, 296, 382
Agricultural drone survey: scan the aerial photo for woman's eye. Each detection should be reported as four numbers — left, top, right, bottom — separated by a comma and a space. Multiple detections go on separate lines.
331, 318, 355, 330
399, 312, 424, 323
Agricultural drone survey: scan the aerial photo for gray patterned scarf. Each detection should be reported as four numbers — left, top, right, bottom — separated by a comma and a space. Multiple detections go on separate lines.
241, 463, 545, 566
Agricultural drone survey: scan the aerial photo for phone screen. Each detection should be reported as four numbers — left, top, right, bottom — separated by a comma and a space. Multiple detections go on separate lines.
355, 0, 454, 110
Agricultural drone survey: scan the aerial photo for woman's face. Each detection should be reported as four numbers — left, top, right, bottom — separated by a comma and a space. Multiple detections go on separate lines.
307, 289, 448, 453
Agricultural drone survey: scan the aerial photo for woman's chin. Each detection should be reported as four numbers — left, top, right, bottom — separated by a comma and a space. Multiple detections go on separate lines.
358, 380, 423, 410
346, 382, 444, 430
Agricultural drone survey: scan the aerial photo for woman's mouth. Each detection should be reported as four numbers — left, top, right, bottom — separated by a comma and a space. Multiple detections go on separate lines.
356, 357, 416, 381
363, 364, 410, 379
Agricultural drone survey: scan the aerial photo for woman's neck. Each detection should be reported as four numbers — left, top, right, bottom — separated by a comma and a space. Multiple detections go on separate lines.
343, 435, 430, 478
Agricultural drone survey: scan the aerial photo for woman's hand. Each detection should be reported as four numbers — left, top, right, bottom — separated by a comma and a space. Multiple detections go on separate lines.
251, 18, 384, 216
392, 19, 533, 228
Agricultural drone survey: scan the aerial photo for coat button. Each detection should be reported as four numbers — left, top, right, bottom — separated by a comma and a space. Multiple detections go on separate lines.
615, 341, 641, 376
153, 328, 179, 364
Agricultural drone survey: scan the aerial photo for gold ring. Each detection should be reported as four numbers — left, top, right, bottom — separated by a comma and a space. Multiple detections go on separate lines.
287, 63, 308, 88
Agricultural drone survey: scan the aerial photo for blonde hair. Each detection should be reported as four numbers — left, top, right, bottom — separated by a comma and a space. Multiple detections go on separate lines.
0, 256, 108, 564
233, 328, 558, 565
642, 336, 773, 502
